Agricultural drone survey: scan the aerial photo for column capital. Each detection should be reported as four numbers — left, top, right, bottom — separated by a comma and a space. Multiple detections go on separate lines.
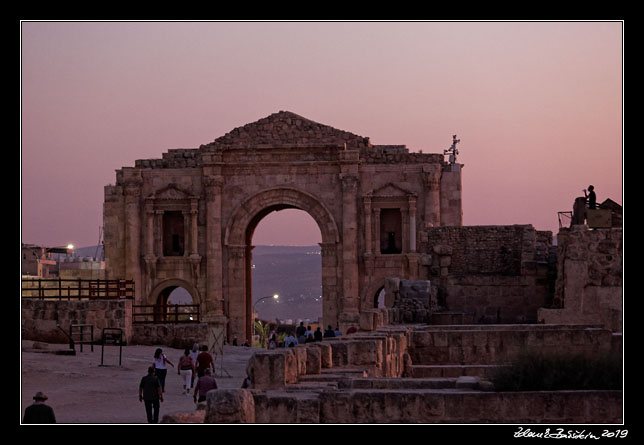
339, 173, 359, 192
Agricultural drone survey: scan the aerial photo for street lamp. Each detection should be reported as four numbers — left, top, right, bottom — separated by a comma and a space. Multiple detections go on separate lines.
252, 294, 279, 346
253, 294, 279, 317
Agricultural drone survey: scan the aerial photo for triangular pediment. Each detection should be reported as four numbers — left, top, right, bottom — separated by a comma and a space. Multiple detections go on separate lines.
205, 111, 370, 148
151, 184, 191, 200
368, 183, 416, 198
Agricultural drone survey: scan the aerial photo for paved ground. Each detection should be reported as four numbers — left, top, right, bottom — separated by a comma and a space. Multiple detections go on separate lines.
20, 340, 260, 424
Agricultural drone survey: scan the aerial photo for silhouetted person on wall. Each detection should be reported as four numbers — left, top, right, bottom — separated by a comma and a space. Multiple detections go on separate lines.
23, 392, 56, 423
584, 185, 597, 209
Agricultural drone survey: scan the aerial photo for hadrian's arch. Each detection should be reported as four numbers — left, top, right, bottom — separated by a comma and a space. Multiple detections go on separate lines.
103, 111, 463, 342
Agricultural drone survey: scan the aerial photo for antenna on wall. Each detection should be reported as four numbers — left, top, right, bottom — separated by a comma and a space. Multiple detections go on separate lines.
94, 226, 104, 261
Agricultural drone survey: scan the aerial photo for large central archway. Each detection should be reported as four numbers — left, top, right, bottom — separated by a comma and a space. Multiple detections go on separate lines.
224, 187, 340, 342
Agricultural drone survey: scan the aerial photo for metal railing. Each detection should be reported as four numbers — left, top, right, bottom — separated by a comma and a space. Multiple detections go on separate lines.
132, 304, 200, 324
21, 278, 134, 300
557, 211, 573, 229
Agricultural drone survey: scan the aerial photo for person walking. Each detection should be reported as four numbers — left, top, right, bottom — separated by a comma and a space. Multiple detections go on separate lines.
23, 392, 56, 423
139, 366, 164, 423
189, 343, 200, 388
193, 368, 218, 403
152, 348, 174, 393
195, 345, 215, 378
177, 349, 195, 396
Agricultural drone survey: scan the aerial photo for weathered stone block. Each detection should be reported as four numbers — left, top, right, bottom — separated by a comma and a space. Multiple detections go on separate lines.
304, 345, 321, 374
205, 389, 255, 423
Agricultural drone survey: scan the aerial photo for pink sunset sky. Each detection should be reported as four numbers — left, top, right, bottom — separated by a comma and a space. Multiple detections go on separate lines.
20, 21, 623, 249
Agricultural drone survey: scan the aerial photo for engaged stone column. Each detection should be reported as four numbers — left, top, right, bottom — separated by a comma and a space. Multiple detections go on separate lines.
182, 210, 190, 257
123, 179, 143, 304
423, 169, 441, 227
143, 200, 157, 293
340, 173, 360, 322
144, 199, 155, 257
204, 176, 224, 316
373, 207, 381, 254
363, 197, 372, 254
190, 198, 199, 256
409, 196, 417, 253
152, 210, 162, 256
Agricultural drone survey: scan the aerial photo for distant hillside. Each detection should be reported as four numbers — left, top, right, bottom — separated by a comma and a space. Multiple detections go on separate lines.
251, 245, 322, 322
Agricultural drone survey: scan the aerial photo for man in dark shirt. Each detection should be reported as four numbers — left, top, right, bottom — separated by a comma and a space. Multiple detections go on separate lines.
196, 345, 215, 378
139, 366, 163, 423
23, 392, 56, 423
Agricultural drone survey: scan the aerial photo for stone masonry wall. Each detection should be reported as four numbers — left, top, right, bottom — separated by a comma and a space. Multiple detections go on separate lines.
21, 299, 132, 344
130, 323, 210, 348
538, 226, 622, 332
422, 225, 554, 323
424, 225, 548, 276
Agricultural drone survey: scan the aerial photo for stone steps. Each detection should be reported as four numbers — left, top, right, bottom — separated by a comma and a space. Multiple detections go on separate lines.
409, 364, 506, 379
430, 312, 474, 325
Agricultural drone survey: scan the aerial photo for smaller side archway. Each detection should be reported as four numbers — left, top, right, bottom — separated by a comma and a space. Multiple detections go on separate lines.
374, 286, 386, 309
147, 279, 201, 322
149, 278, 201, 306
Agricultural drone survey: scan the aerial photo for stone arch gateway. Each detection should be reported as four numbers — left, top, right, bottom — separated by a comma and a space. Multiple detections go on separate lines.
103, 111, 463, 342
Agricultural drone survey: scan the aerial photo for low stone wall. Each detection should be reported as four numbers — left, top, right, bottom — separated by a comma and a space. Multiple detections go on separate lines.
246, 331, 408, 390
130, 323, 209, 348
21, 299, 132, 344
161, 323, 622, 424
196, 388, 622, 424
21, 298, 209, 347
407, 325, 613, 366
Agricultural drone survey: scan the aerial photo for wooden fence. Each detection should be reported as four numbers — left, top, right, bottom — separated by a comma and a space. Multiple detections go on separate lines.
21, 278, 134, 300
132, 304, 200, 324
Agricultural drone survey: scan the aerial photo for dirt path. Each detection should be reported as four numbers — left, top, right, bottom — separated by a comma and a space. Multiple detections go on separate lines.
20, 340, 260, 424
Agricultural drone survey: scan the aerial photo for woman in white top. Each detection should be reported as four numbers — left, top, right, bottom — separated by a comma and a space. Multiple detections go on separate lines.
153, 348, 174, 393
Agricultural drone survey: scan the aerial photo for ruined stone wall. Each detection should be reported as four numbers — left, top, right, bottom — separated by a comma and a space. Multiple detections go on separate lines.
421, 225, 554, 323
424, 225, 547, 276
407, 325, 614, 366
194, 387, 621, 424
21, 299, 132, 344
538, 226, 622, 332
